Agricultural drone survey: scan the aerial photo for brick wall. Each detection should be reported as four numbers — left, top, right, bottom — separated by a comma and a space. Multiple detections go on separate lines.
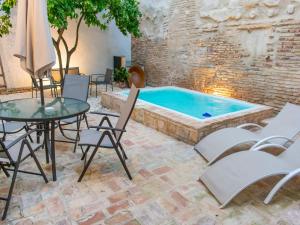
133, 0, 300, 110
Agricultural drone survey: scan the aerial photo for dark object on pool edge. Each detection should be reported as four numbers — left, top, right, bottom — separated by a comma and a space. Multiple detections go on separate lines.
128, 65, 145, 88
203, 112, 212, 118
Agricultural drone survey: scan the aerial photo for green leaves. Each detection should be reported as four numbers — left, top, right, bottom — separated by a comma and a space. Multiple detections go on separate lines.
114, 67, 130, 83
0, 14, 12, 37
47, 0, 79, 29
0, 0, 16, 37
107, 0, 142, 37
46, 0, 142, 37
1, 0, 16, 13
0, 0, 141, 37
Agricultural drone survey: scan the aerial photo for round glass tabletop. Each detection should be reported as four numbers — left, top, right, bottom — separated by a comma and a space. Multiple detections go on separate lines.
0, 98, 90, 122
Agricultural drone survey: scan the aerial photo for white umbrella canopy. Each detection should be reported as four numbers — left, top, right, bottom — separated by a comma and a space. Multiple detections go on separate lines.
14, 0, 56, 105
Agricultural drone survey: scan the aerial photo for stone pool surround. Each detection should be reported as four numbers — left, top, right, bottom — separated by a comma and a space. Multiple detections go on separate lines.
101, 89, 273, 145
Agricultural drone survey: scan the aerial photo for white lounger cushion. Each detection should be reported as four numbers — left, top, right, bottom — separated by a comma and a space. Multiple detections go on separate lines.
195, 127, 261, 163
195, 103, 300, 164
200, 139, 300, 207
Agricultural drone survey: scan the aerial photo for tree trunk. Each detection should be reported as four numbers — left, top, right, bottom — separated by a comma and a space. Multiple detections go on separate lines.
52, 39, 64, 81
52, 15, 83, 86
64, 15, 84, 75
52, 29, 65, 82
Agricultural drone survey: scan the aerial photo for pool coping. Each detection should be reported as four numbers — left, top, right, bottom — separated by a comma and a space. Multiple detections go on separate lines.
101, 89, 274, 145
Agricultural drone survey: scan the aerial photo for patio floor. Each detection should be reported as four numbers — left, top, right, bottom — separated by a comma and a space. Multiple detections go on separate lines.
1, 90, 300, 225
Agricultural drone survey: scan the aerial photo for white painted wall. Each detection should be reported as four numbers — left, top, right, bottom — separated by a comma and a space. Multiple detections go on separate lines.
0, 8, 131, 89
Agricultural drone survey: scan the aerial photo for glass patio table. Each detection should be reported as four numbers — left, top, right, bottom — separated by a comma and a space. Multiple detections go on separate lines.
0, 97, 90, 181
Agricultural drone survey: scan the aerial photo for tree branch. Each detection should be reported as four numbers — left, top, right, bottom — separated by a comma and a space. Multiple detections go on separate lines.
70, 14, 84, 54
57, 28, 64, 43
61, 35, 69, 55
52, 33, 64, 82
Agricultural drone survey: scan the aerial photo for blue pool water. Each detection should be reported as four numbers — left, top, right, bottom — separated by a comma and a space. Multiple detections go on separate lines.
122, 87, 256, 120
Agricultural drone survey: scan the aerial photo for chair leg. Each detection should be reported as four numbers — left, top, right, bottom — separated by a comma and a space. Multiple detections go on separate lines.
90, 83, 92, 96
0, 164, 10, 178
81, 146, 91, 160
96, 84, 98, 98
107, 133, 132, 180
78, 146, 99, 182
58, 121, 78, 142
2, 163, 18, 220
24, 125, 34, 143
44, 138, 49, 164
264, 168, 300, 204
73, 116, 81, 153
118, 143, 128, 160
25, 140, 48, 183
84, 114, 89, 129
44, 122, 50, 164
113, 143, 132, 180
2, 143, 24, 220
36, 124, 42, 144
106, 83, 108, 92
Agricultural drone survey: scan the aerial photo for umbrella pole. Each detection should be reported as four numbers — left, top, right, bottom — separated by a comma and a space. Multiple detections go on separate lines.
39, 78, 45, 106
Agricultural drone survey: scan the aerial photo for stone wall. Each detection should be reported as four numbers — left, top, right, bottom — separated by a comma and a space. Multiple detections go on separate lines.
132, 0, 300, 110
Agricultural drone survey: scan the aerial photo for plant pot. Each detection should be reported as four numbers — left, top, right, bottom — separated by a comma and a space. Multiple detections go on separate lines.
128, 65, 145, 88
116, 82, 129, 88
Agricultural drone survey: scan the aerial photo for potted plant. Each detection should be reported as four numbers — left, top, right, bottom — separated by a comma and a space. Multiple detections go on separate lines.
114, 67, 130, 88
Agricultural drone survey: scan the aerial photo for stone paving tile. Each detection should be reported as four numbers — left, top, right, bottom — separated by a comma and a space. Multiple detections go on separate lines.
0, 91, 300, 224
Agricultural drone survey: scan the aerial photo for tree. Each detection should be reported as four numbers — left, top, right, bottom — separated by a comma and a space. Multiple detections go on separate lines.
0, 0, 16, 37
0, 0, 141, 81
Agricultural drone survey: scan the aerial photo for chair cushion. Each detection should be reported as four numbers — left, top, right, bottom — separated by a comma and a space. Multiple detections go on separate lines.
0, 141, 42, 163
79, 129, 115, 148
0, 122, 26, 133
60, 116, 78, 125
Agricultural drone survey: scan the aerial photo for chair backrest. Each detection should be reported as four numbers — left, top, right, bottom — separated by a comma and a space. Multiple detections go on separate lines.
51, 67, 80, 84
51, 69, 62, 84
31, 77, 39, 88
260, 103, 300, 140
105, 68, 113, 83
279, 139, 300, 168
0, 100, 5, 134
31, 77, 53, 88
67, 67, 80, 75
115, 84, 140, 142
62, 75, 90, 102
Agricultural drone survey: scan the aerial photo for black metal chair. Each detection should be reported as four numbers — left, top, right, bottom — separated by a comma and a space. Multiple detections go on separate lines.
89, 68, 113, 97
51, 67, 83, 94
0, 129, 48, 220
0, 120, 33, 142
31, 77, 59, 98
77, 84, 140, 182
0, 100, 33, 142
57, 75, 90, 152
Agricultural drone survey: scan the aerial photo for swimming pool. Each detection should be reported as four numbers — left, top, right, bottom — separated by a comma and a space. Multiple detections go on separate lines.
102, 86, 273, 144
121, 86, 256, 120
